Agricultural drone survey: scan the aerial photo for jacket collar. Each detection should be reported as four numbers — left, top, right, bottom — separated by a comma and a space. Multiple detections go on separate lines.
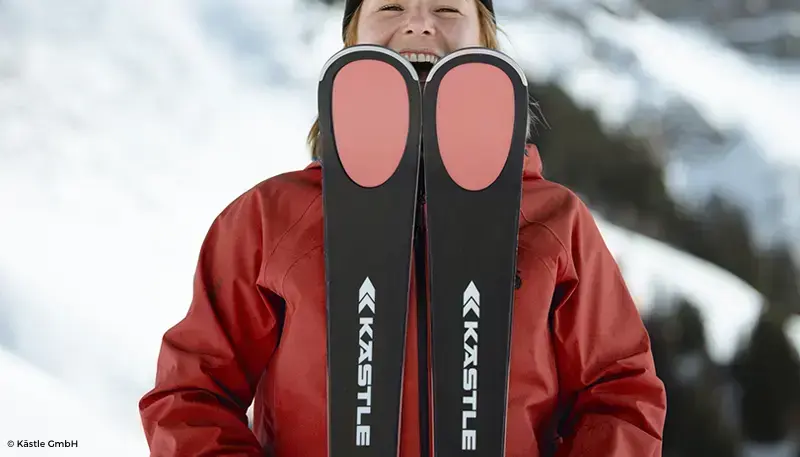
305, 143, 543, 180
523, 144, 543, 180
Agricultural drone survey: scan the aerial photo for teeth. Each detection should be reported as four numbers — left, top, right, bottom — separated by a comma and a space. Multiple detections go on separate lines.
401, 52, 439, 65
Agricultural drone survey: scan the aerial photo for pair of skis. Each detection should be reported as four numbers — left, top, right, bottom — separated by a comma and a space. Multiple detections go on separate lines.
319, 45, 528, 457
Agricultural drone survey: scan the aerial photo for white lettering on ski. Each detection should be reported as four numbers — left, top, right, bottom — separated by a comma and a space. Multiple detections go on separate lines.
462, 281, 480, 451
356, 277, 376, 446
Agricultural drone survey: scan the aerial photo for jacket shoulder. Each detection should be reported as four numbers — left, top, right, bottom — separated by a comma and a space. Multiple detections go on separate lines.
520, 178, 588, 233
518, 177, 605, 274
248, 164, 322, 213
206, 165, 322, 259
214, 164, 321, 219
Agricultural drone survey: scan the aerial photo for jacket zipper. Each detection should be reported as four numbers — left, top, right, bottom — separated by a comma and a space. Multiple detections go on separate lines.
414, 171, 431, 457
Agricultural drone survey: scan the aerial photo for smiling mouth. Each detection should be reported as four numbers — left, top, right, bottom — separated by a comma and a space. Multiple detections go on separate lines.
399, 52, 440, 80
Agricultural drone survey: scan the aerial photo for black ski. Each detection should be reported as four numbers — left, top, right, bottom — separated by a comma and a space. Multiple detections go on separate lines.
318, 45, 422, 457
422, 48, 529, 456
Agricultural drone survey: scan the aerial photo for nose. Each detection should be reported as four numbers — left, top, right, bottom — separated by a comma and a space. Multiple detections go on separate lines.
403, 9, 434, 36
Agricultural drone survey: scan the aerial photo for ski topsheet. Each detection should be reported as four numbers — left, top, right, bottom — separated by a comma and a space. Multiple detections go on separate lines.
318, 45, 422, 457
422, 48, 529, 456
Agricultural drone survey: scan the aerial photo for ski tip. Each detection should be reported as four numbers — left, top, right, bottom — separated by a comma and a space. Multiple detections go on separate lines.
319, 44, 419, 83
425, 47, 527, 88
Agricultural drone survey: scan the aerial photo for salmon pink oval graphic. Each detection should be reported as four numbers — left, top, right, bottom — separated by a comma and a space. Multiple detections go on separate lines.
332, 60, 409, 188
436, 63, 514, 191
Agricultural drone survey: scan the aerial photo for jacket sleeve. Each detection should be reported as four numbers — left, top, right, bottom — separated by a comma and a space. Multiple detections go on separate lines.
138, 189, 283, 456
550, 201, 667, 457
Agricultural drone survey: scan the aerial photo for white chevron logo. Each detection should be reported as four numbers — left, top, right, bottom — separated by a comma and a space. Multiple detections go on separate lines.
463, 281, 480, 317
359, 277, 376, 313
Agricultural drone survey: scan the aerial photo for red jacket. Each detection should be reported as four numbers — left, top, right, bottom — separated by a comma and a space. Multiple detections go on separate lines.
139, 145, 666, 456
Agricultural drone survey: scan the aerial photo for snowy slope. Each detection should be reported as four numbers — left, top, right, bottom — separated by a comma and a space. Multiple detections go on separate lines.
0, 0, 789, 448
788, 315, 800, 354
0, 0, 315, 438
491, 3, 800, 255
0, 347, 148, 456
595, 215, 763, 363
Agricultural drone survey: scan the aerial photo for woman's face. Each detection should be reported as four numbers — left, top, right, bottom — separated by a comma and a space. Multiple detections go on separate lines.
356, 0, 482, 72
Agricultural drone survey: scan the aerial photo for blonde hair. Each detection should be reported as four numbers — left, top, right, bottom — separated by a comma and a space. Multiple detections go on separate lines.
307, 1, 536, 160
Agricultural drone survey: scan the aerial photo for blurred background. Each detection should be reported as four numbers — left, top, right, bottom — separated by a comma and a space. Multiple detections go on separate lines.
1, 0, 798, 455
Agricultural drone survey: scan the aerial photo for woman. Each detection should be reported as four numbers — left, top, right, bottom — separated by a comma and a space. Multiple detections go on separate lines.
138, 1, 667, 456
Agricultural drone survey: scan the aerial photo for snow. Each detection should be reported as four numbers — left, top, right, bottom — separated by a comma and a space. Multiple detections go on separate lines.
595, 215, 764, 363
0, 0, 313, 442
0, 0, 793, 450
589, 12, 800, 168
787, 315, 800, 355
741, 441, 799, 457
585, 12, 800, 246
495, 5, 800, 254
0, 347, 148, 456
